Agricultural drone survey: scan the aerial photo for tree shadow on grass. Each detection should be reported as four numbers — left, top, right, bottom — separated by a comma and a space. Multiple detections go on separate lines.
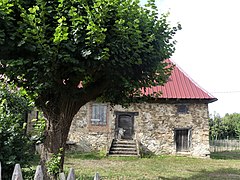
157, 168, 240, 180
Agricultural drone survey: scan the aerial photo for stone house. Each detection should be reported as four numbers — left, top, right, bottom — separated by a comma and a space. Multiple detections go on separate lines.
68, 60, 217, 157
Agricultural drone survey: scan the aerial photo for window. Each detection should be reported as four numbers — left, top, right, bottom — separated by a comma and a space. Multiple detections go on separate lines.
177, 104, 188, 114
175, 128, 192, 152
91, 103, 107, 125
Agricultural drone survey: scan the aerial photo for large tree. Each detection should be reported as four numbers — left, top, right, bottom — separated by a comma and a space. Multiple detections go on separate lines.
0, 0, 180, 178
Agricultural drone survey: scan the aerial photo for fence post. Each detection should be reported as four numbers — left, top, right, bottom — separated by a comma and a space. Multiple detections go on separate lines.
34, 165, 43, 180
0, 162, 2, 180
12, 164, 23, 180
94, 172, 100, 180
59, 172, 66, 180
67, 168, 75, 180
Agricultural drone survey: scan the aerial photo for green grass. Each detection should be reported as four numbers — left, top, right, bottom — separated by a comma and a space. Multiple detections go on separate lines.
211, 150, 240, 160
64, 151, 240, 180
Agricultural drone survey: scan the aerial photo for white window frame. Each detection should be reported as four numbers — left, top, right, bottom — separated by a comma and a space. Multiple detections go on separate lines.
90, 103, 107, 126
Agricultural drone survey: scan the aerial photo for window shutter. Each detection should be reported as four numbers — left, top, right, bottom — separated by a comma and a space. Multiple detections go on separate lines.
91, 103, 107, 125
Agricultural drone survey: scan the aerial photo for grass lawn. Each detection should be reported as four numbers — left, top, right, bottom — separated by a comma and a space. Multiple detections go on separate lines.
64, 151, 240, 180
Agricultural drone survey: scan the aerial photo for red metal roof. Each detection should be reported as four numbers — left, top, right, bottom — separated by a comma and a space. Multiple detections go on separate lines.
142, 59, 217, 102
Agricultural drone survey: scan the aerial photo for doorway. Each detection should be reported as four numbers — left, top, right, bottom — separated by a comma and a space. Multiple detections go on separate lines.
175, 128, 192, 152
115, 112, 137, 140
118, 114, 133, 139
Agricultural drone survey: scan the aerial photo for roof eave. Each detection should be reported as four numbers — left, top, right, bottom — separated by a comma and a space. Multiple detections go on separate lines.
145, 97, 218, 104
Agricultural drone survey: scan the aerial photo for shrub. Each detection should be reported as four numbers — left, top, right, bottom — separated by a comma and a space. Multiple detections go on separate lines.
0, 81, 34, 179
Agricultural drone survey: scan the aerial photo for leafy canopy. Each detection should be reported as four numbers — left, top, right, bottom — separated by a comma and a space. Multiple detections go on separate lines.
0, 0, 180, 107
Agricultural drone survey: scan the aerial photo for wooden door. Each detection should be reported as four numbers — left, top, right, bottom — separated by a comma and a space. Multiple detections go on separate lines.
118, 114, 134, 139
175, 129, 190, 152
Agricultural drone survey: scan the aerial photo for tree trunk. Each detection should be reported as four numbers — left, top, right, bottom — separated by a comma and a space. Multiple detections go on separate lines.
39, 95, 83, 180
36, 78, 108, 179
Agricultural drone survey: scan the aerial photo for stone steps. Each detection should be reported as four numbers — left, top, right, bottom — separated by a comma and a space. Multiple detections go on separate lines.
108, 154, 139, 157
111, 147, 136, 151
109, 150, 137, 155
108, 139, 139, 157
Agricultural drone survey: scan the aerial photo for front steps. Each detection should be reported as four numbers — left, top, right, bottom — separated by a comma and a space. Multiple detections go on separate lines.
108, 139, 139, 157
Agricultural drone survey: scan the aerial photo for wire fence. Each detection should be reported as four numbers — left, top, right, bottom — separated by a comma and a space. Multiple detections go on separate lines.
210, 139, 240, 152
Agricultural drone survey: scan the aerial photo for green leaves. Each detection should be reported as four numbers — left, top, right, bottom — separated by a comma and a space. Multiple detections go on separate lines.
0, 0, 13, 14
54, 16, 69, 43
46, 148, 63, 176
0, 0, 180, 107
28, 5, 40, 14
0, 80, 34, 179
209, 113, 240, 140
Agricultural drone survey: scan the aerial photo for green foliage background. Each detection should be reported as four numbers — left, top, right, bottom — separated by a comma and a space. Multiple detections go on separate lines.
209, 113, 240, 140
0, 80, 34, 179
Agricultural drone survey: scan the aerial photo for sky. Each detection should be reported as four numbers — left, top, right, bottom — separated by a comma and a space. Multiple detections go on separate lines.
140, 0, 240, 117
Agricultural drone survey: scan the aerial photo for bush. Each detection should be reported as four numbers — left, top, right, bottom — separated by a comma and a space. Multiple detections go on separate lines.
0, 81, 34, 179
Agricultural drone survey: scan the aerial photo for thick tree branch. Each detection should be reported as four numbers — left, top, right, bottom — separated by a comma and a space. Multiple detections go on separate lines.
75, 76, 110, 104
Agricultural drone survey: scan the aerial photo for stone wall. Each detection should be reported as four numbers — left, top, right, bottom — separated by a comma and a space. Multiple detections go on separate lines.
68, 101, 210, 157
68, 103, 112, 152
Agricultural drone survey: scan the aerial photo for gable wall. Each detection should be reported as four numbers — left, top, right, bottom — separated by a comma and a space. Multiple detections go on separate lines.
68, 102, 210, 157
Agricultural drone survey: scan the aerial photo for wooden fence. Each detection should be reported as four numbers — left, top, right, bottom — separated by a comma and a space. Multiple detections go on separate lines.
0, 162, 100, 180
210, 139, 240, 152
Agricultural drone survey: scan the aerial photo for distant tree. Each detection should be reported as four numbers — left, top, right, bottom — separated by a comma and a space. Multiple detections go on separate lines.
0, 79, 33, 179
0, 0, 180, 178
209, 113, 240, 140
209, 113, 224, 140
222, 113, 240, 139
